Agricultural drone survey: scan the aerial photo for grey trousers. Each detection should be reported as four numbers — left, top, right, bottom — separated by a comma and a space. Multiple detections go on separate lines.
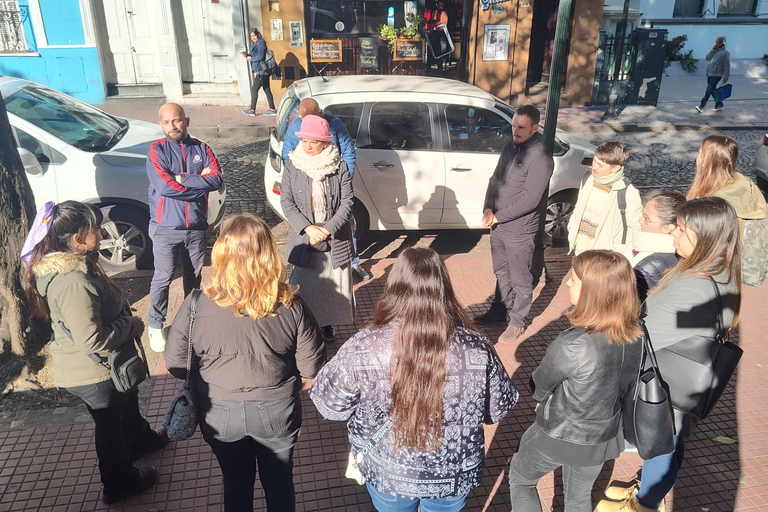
490, 225, 536, 328
148, 225, 206, 328
509, 425, 603, 512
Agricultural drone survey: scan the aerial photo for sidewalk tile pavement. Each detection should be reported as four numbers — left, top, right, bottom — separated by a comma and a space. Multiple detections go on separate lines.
1, 246, 766, 511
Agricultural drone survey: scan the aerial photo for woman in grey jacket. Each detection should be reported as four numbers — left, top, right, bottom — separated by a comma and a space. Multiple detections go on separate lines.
599, 197, 741, 512
23, 201, 165, 504
508, 250, 643, 512
281, 114, 355, 341
165, 214, 326, 512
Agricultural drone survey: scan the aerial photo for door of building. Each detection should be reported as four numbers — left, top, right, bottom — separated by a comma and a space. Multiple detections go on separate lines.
101, 0, 162, 84
176, 0, 236, 83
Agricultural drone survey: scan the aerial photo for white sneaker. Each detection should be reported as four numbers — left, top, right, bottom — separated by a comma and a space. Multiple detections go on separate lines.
148, 326, 166, 353
694, 106, 703, 113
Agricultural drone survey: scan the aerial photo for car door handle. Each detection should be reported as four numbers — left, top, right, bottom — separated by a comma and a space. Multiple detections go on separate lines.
450, 166, 472, 172
370, 163, 394, 169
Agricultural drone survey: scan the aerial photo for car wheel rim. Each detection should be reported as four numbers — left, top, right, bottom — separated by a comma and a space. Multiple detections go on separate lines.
545, 201, 574, 240
99, 220, 146, 267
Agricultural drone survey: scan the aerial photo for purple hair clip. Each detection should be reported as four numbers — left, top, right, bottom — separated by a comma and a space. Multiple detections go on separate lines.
20, 201, 56, 265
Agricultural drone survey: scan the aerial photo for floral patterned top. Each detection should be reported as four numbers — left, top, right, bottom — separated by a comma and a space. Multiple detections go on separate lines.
310, 325, 518, 499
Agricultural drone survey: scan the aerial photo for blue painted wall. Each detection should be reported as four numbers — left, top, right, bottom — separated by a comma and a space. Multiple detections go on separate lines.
0, 0, 105, 103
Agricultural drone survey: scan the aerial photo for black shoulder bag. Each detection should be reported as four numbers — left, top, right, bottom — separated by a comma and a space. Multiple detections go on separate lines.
622, 318, 675, 459
163, 289, 202, 442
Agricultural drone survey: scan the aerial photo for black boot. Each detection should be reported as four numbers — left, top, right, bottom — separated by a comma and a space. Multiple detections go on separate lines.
102, 466, 158, 504
474, 302, 507, 324
128, 427, 171, 461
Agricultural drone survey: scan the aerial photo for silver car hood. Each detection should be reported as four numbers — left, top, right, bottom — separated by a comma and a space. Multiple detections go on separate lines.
98, 119, 164, 168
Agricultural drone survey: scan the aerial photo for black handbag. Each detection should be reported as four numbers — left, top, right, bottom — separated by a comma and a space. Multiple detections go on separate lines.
654, 277, 743, 419
163, 289, 202, 442
622, 320, 675, 459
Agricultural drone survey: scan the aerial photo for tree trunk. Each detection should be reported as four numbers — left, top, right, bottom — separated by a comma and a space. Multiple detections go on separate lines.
0, 91, 36, 359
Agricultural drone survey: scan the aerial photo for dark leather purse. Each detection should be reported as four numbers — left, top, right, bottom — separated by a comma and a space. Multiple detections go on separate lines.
622, 319, 675, 459
654, 276, 743, 419
163, 289, 202, 442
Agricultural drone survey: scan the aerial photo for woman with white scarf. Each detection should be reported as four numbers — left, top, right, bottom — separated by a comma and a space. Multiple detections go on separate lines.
281, 115, 355, 341
567, 141, 643, 256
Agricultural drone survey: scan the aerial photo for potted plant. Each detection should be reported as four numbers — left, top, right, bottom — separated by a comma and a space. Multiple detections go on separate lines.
379, 24, 398, 51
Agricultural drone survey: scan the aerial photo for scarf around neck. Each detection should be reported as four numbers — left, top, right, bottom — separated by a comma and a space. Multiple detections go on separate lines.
594, 166, 625, 187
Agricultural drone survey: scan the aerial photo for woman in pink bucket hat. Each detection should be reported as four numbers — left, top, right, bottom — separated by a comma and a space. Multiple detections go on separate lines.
281, 115, 355, 342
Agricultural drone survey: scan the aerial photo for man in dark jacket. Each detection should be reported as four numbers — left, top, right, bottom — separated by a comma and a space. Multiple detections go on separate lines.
145, 103, 224, 352
477, 105, 554, 343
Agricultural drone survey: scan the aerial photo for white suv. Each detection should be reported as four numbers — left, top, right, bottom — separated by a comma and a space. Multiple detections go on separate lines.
1, 77, 226, 271
264, 75, 595, 245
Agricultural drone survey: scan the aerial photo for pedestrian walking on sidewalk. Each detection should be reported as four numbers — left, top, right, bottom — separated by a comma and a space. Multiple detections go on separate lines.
695, 36, 730, 113
242, 28, 276, 116
281, 115, 355, 342
145, 103, 224, 352
508, 250, 642, 512
598, 198, 742, 512
310, 247, 517, 512
476, 104, 554, 344
568, 141, 643, 256
165, 214, 325, 512
22, 201, 169, 504
282, 97, 371, 281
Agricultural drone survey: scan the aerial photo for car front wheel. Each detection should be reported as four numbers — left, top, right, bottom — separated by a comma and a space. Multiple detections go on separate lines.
99, 205, 152, 272
545, 190, 578, 247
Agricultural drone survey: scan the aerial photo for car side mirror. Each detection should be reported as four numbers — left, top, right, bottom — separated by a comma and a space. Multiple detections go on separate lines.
17, 148, 45, 176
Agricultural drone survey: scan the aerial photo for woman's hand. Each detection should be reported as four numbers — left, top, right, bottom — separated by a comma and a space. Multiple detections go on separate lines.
305, 225, 329, 245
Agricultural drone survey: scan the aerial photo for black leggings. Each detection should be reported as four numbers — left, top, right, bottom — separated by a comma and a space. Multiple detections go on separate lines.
250, 73, 275, 111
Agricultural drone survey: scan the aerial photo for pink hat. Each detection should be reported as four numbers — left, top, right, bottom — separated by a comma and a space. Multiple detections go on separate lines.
295, 115, 332, 142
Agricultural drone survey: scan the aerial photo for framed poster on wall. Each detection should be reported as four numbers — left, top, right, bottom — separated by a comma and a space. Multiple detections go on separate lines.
271, 19, 284, 41
482, 24, 510, 61
289, 21, 304, 47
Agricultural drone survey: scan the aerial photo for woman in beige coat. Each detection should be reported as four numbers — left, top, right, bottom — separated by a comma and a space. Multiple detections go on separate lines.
23, 201, 167, 504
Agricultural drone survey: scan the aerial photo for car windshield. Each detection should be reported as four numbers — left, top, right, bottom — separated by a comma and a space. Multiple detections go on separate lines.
1, 81, 126, 152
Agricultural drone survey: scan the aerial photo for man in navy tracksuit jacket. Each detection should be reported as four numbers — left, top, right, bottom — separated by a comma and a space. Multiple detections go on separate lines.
145, 103, 223, 352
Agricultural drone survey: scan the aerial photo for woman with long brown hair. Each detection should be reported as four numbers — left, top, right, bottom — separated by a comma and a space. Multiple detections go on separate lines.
508, 250, 643, 512
310, 247, 517, 511
23, 201, 166, 504
599, 197, 742, 512
165, 214, 325, 512
687, 135, 766, 233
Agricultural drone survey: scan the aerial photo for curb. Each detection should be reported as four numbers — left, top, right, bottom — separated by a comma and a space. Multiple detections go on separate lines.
560, 122, 767, 133
192, 125, 272, 140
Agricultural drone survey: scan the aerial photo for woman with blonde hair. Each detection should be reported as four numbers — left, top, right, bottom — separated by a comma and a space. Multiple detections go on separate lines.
687, 135, 766, 233
165, 214, 325, 512
311, 247, 517, 511
508, 250, 643, 512
599, 198, 741, 512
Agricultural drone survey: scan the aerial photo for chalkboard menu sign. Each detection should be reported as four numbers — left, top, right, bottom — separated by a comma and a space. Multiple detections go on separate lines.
393, 39, 424, 61
310, 39, 342, 62
359, 37, 378, 69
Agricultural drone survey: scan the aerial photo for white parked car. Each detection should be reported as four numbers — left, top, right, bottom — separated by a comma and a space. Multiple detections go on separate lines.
1, 76, 226, 271
264, 75, 595, 244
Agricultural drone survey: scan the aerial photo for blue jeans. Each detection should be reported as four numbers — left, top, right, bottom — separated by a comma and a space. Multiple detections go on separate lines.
148, 225, 207, 328
366, 483, 469, 512
201, 394, 301, 512
700, 76, 723, 109
636, 436, 685, 509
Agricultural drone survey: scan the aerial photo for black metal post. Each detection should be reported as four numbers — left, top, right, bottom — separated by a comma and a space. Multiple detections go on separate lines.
603, 0, 631, 119
541, 0, 574, 153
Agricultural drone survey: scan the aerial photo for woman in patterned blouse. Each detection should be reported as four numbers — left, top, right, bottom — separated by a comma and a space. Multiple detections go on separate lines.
310, 247, 518, 511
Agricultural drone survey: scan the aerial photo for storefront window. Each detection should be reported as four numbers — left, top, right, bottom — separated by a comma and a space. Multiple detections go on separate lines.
307, 1, 411, 36
717, 0, 757, 15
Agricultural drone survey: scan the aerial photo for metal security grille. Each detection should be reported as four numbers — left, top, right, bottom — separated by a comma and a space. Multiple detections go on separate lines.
0, 1, 28, 53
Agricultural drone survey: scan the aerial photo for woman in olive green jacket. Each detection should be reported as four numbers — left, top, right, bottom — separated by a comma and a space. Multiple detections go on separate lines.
23, 201, 166, 504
